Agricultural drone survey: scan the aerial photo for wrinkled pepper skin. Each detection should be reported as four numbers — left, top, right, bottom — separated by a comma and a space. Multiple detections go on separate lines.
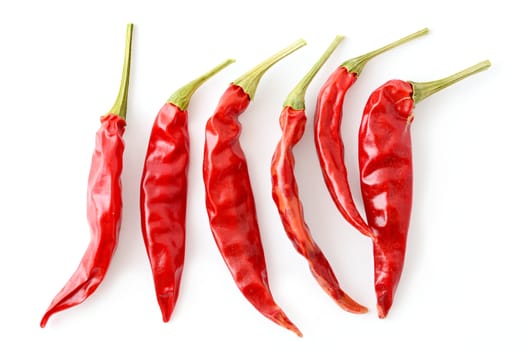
140, 102, 188, 323
271, 106, 367, 314
358, 58, 491, 318
203, 84, 301, 337
314, 66, 372, 238
314, 29, 429, 239
41, 23, 133, 327
139, 59, 233, 323
40, 114, 126, 327
358, 80, 414, 318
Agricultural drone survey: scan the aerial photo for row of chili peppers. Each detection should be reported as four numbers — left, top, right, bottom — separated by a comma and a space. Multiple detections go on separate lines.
40, 23, 491, 336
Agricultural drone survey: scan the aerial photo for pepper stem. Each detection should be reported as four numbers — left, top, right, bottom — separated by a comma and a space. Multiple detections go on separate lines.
108, 23, 133, 119
411, 60, 491, 104
168, 59, 235, 110
341, 28, 429, 76
284, 35, 345, 110
233, 39, 307, 100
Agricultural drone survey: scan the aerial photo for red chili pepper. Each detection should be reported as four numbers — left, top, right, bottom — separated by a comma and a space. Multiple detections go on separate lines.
271, 36, 367, 314
40, 24, 134, 327
358, 60, 491, 318
140, 59, 234, 323
203, 39, 306, 336
314, 29, 428, 238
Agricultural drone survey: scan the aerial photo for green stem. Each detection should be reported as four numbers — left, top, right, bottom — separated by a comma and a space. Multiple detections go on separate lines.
108, 23, 133, 119
411, 60, 491, 104
233, 39, 307, 100
168, 59, 235, 110
284, 35, 344, 110
341, 28, 429, 76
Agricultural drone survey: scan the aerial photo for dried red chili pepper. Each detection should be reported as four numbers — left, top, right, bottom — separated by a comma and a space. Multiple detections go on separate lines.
140, 59, 234, 323
271, 35, 367, 314
40, 23, 134, 327
358, 60, 491, 318
203, 39, 306, 336
314, 28, 429, 238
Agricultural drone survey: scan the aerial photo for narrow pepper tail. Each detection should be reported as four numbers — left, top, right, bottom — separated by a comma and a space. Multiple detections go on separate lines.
270, 310, 303, 337
376, 292, 394, 319
240, 280, 302, 336
158, 291, 179, 323
373, 239, 405, 319
40, 273, 103, 328
306, 248, 367, 314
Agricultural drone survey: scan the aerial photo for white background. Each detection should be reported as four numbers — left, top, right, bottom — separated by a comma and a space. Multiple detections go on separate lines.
1, 0, 525, 348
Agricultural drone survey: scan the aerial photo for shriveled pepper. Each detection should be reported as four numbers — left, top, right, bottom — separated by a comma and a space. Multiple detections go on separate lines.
40, 23, 134, 327
140, 59, 234, 323
314, 28, 429, 238
358, 60, 491, 318
271, 35, 366, 314
203, 39, 306, 336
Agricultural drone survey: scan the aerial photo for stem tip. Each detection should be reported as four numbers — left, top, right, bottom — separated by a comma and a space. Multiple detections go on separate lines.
233, 39, 307, 100
284, 35, 345, 110
411, 59, 491, 104
168, 58, 235, 110
341, 28, 429, 75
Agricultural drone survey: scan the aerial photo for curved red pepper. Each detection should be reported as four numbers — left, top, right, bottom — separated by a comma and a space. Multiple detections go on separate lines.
358, 61, 491, 318
41, 24, 133, 327
271, 36, 366, 314
272, 106, 367, 314
314, 29, 428, 238
140, 60, 233, 322
359, 80, 413, 319
314, 67, 363, 230
203, 40, 305, 336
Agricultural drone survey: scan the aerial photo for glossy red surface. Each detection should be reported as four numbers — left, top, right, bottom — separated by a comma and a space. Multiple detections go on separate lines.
140, 102, 189, 322
358, 80, 414, 318
314, 66, 373, 238
271, 106, 367, 314
203, 84, 301, 336
40, 114, 126, 327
